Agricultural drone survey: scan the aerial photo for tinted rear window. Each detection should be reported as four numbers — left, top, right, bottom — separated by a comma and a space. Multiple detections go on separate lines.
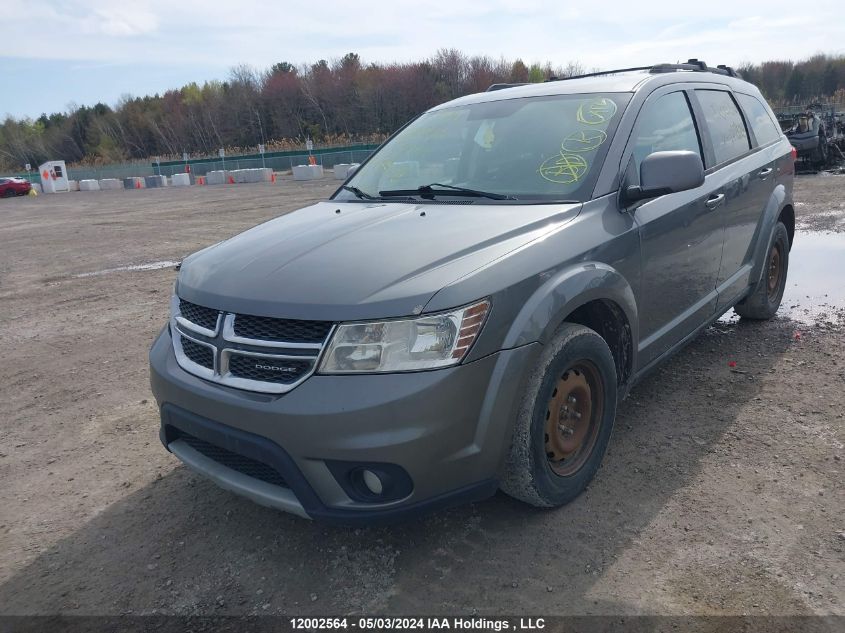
695, 90, 751, 165
735, 93, 781, 146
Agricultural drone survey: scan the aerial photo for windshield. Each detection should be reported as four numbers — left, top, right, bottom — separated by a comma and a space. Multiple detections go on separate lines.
336, 92, 630, 203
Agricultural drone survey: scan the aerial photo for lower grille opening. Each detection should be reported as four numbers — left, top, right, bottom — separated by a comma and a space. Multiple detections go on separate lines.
172, 429, 288, 488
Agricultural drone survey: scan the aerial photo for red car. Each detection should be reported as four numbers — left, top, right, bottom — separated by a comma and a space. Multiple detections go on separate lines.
0, 177, 32, 198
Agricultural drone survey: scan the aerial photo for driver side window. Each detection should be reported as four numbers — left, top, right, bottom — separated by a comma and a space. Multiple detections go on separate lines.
632, 91, 703, 174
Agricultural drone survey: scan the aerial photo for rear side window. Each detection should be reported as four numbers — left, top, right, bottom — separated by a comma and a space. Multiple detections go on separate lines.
695, 90, 751, 165
631, 91, 702, 173
735, 93, 781, 146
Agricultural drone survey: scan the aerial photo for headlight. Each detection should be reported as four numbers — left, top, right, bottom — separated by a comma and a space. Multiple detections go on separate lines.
318, 300, 490, 373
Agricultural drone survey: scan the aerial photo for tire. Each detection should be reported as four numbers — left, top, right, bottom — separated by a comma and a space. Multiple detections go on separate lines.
500, 323, 618, 508
735, 221, 789, 320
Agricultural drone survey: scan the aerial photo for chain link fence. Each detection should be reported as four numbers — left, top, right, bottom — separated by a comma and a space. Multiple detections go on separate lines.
3, 148, 376, 185
155, 149, 375, 178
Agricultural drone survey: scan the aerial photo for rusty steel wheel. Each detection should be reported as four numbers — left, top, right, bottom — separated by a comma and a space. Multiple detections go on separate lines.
544, 361, 604, 477
766, 241, 782, 301
500, 323, 617, 508
735, 221, 789, 321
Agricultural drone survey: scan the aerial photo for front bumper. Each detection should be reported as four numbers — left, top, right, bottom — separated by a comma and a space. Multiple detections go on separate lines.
150, 327, 538, 524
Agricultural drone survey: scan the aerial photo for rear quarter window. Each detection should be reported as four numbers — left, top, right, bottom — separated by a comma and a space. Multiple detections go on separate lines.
695, 90, 751, 165
735, 93, 782, 146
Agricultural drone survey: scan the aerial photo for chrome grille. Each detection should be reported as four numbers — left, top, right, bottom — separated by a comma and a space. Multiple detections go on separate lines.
170, 295, 333, 394
233, 314, 332, 344
178, 299, 220, 332
227, 353, 313, 384
181, 337, 214, 369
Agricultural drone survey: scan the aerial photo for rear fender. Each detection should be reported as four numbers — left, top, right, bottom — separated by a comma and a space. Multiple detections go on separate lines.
748, 184, 788, 287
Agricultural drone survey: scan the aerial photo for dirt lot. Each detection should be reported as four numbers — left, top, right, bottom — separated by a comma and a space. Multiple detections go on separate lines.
0, 175, 843, 617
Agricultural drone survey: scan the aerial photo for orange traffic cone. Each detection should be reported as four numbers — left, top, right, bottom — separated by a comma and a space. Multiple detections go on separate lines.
135, 179, 141, 189
228, 176, 235, 184
271, 172, 276, 183
308, 155, 317, 166
198, 176, 205, 185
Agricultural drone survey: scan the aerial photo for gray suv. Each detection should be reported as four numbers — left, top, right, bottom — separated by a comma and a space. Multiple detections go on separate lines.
150, 60, 795, 524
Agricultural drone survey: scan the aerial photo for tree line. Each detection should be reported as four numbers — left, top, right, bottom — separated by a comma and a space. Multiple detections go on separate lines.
2, 51, 844, 171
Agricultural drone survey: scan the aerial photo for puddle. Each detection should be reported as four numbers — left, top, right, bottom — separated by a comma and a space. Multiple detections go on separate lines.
780, 231, 845, 324
721, 231, 845, 326
74, 260, 180, 278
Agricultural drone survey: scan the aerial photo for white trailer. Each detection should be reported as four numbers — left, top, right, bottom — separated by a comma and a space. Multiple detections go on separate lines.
39, 160, 69, 193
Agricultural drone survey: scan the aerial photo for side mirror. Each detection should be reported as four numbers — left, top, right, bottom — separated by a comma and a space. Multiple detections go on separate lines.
625, 150, 705, 203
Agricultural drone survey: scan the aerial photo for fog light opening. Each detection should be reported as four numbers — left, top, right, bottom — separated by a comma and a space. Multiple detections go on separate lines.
361, 469, 384, 495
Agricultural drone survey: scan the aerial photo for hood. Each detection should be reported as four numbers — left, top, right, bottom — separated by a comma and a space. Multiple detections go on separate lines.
177, 200, 581, 321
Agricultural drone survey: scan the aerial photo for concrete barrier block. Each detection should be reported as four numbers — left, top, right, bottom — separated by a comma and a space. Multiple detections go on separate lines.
292, 164, 324, 180
123, 177, 145, 190
145, 175, 166, 188
205, 170, 229, 185
98, 179, 122, 190
333, 163, 360, 180
67, 179, 80, 191
171, 173, 191, 187
80, 180, 101, 191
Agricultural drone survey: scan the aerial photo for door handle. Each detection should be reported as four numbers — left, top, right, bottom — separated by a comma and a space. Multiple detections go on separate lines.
759, 167, 773, 179
704, 193, 725, 210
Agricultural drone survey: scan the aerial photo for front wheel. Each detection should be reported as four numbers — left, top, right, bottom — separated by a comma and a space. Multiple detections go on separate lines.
500, 323, 617, 508
735, 221, 790, 320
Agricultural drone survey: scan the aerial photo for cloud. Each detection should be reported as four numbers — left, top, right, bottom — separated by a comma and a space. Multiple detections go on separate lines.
5, 0, 844, 68
2, 0, 844, 117
89, 8, 160, 37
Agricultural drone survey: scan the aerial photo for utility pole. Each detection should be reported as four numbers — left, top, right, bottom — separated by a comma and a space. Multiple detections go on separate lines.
255, 109, 266, 169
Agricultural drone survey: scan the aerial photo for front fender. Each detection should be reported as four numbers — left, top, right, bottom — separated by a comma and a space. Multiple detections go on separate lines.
502, 261, 638, 353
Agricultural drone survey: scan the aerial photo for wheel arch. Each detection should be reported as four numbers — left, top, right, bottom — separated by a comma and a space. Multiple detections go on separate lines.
749, 185, 790, 285
502, 262, 638, 389
779, 203, 795, 249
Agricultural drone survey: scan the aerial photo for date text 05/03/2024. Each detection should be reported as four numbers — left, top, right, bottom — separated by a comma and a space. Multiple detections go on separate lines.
289, 617, 547, 630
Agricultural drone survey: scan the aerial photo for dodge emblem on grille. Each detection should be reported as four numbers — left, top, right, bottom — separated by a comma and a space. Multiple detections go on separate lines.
255, 363, 297, 373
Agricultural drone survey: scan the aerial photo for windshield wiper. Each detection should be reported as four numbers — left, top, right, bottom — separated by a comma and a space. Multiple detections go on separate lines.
340, 185, 379, 200
379, 183, 515, 201
340, 185, 417, 203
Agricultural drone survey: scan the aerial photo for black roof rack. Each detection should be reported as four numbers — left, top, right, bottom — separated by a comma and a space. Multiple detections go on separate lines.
486, 59, 741, 91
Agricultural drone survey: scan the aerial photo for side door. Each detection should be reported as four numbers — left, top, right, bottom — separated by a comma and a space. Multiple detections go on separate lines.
623, 88, 725, 369
689, 88, 761, 310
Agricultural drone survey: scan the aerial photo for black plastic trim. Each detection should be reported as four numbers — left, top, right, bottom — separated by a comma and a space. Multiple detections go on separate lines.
160, 403, 325, 511
324, 460, 414, 503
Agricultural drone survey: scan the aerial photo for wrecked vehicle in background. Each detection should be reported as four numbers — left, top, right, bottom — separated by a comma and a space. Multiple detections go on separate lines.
778, 103, 845, 170
784, 110, 829, 168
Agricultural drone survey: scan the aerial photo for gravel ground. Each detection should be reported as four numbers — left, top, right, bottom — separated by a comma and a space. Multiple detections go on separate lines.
0, 174, 842, 616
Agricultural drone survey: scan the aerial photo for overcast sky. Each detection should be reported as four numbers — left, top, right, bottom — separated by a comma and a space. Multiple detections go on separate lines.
3, 0, 844, 119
